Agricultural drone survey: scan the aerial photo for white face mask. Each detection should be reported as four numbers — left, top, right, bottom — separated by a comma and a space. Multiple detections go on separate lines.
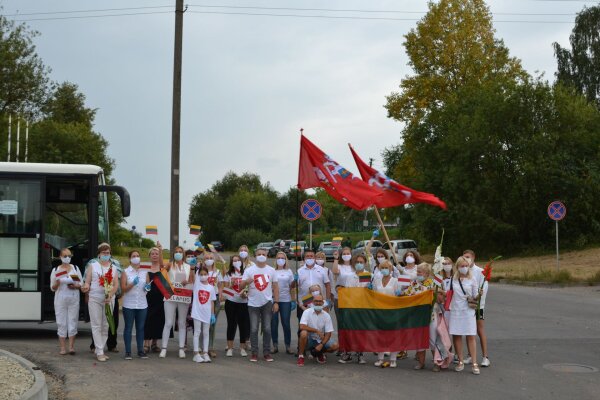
342, 254, 352, 262
61, 256, 71, 264
377, 257, 386, 264
443, 264, 453, 273
276, 258, 286, 267
459, 266, 469, 275
316, 259, 325, 266
311, 290, 320, 297
305, 258, 315, 266
417, 275, 425, 282
239, 251, 248, 259
256, 255, 267, 263
130, 257, 141, 265
199, 275, 209, 283
405, 256, 415, 264
204, 259, 214, 267
233, 261, 242, 269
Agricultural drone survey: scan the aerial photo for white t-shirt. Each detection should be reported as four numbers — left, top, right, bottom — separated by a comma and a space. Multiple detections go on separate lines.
223, 270, 247, 304
299, 307, 334, 342
122, 266, 148, 309
401, 265, 418, 280
191, 279, 216, 323
168, 262, 192, 286
471, 264, 488, 309
274, 268, 294, 302
242, 264, 278, 307
336, 264, 355, 288
372, 276, 399, 296
298, 264, 330, 299
50, 265, 83, 298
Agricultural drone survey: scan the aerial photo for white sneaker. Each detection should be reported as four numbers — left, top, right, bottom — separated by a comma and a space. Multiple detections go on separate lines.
390, 361, 397, 368
374, 360, 384, 367
193, 354, 203, 363
240, 348, 248, 357
463, 356, 472, 365
358, 354, 366, 364
159, 349, 167, 358
179, 349, 186, 359
481, 357, 491, 367
202, 353, 211, 363
226, 348, 233, 357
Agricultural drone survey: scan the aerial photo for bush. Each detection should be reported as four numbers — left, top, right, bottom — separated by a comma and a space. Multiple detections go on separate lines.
231, 228, 269, 249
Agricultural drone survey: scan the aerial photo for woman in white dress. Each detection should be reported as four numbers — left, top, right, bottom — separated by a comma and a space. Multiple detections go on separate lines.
371, 260, 401, 368
449, 256, 481, 375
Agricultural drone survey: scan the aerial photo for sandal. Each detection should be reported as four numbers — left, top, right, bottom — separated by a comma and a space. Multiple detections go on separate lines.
144, 346, 150, 354
472, 363, 480, 375
413, 363, 425, 370
59, 349, 67, 355
151, 344, 161, 353
455, 361, 465, 372
69, 349, 76, 355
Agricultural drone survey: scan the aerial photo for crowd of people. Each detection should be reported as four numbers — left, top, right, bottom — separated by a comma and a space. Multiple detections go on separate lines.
49, 236, 490, 375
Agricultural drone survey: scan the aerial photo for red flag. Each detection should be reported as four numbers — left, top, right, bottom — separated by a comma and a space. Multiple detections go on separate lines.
349, 144, 447, 210
297, 135, 382, 210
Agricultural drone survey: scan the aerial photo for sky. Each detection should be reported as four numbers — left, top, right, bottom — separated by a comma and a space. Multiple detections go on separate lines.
1, 0, 596, 247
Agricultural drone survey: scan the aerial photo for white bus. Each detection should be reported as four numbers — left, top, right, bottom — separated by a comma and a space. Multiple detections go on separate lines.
0, 162, 130, 321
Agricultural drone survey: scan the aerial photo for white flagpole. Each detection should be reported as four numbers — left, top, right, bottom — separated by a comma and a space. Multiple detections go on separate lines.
25, 120, 29, 162
7, 115, 11, 161
16, 116, 20, 162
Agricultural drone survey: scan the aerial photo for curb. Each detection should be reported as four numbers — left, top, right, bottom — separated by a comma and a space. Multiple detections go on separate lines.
495, 279, 600, 288
0, 348, 48, 400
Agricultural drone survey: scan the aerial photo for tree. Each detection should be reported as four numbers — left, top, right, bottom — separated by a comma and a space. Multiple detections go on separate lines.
43, 82, 97, 128
554, 6, 600, 108
0, 15, 51, 116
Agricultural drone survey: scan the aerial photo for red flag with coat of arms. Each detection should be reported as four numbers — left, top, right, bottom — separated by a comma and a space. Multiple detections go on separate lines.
349, 144, 446, 210
298, 135, 382, 210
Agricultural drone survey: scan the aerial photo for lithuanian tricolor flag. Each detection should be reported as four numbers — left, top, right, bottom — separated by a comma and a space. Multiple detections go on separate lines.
153, 269, 174, 299
337, 288, 432, 352
189, 225, 201, 235
145, 225, 158, 235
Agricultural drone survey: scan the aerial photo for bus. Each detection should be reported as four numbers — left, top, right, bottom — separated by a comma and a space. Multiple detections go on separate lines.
0, 162, 130, 321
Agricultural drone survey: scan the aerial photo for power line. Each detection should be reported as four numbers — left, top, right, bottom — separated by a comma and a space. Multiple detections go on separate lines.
11, 11, 172, 22
3, 6, 172, 17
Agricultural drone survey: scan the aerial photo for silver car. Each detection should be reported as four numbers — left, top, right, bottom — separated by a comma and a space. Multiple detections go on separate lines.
351, 240, 384, 258
383, 240, 418, 262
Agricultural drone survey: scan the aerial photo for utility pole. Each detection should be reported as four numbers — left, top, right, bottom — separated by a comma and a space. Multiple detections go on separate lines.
170, 0, 184, 254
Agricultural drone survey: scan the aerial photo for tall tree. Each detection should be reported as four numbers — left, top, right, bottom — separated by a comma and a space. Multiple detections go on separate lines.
554, 6, 600, 108
42, 82, 97, 128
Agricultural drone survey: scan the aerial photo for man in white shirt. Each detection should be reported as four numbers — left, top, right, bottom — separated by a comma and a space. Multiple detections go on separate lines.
463, 249, 490, 368
240, 248, 279, 362
297, 250, 331, 314
297, 295, 338, 367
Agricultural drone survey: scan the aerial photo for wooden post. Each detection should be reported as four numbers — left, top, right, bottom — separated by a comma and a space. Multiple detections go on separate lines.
373, 208, 399, 265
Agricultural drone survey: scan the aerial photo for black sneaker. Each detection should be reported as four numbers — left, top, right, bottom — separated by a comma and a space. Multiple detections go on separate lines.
124, 353, 133, 360
138, 352, 148, 359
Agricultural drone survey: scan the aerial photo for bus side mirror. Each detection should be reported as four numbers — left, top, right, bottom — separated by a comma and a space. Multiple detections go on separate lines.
98, 185, 131, 218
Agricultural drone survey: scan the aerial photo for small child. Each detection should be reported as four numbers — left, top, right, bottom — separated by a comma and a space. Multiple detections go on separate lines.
192, 266, 216, 363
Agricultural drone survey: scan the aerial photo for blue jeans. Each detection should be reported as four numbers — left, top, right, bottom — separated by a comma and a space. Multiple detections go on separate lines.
271, 301, 292, 348
123, 307, 147, 355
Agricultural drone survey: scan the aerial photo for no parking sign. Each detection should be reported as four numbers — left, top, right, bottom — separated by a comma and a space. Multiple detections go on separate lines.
548, 201, 566, 271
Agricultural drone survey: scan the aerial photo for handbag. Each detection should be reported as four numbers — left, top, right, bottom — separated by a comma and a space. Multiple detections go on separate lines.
443, 278, 453, 311
458, 278, 478, 309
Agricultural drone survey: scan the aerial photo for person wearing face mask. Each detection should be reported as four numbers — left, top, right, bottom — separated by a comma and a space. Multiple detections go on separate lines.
160, 246, 193, 359
332, 247, 357, 361
223, 255, 250, 357
238, 244, 255, 268
297, 250, 331, 322
401, 251, 421, 280
297, 295, 339, 367
462, 249, 490, 368
81, 243, 119, 362
203, 249, 225, 358
144, 243, 168, 354
373, 248, 400, 280
121, 250, 151, 360
190, 266, 217, 363
271, 251, 296, 354
50, 248, 83, 356
371, 260, 401, 368
240, 249, 279, 362
339, 254, 370, 364
449, 256, 480, 375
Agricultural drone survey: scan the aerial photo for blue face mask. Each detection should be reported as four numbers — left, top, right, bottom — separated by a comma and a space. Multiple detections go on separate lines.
186, 257, 197, 266
174, 253, 183, 262
100, 254, 111, 262
313, 305, 323, 312
355, 263, 365, 272
381, 269, 390, 277
417, 275, 425, 282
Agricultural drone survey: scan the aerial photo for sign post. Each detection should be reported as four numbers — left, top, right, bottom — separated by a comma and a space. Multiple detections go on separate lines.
301, 199, 322, 251
547, 201, 566, 271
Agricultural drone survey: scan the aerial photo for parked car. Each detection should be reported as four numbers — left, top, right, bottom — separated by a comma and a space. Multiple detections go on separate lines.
383, 240, 418, 263
351, 240, 383, 258
254, 242, 275, 256
317, 241, 341, 261
269, 239, 289, 257
286, 240, 309, 260
210, 241, 224, 252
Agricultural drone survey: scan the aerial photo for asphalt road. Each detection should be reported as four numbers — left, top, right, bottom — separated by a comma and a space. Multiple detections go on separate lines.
1, 283, 599, 400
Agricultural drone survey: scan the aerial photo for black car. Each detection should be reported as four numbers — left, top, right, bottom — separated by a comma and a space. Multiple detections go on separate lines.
210, 241, 224, 252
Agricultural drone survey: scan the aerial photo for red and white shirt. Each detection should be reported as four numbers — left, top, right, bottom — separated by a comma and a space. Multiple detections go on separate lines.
191, 279, 216, 323
242, 264, 278, 307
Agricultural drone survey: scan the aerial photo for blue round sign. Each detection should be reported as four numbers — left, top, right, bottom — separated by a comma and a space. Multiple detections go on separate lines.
301, 199, 322, 221
547, 201, 566, 221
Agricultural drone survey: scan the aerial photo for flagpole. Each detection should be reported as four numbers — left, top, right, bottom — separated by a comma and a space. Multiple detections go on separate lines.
373, 208, 399, 265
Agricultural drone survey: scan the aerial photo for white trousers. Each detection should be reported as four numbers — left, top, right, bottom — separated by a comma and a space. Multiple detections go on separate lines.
162, 301, 188, 349
54, 293, 80, 337
89, 298, 113, 355
193, 320, 210, 353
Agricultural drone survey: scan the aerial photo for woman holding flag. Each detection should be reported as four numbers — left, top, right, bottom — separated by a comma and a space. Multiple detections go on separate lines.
144, 244, 168, 353
159, 246, 193, 359
222, 255, 250, 357
371, 260, 401, 368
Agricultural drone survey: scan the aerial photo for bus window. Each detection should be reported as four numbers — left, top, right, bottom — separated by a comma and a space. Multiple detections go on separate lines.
97, 174, 108, 244
0, 179, 41, 291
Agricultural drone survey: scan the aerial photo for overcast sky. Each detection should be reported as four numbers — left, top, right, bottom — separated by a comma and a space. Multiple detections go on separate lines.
2, 0, 595, 247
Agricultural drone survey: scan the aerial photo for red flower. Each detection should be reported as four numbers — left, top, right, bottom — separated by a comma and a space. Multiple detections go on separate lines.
99, 276, 105, 286
483, 264, 493, 281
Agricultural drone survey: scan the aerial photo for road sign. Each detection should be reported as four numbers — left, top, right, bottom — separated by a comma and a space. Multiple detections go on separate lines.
547, 201, 566, 221
301, 199, 322, 221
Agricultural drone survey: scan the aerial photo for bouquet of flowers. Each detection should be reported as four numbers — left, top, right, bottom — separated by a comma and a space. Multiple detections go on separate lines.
99, 269, 116, 335
476, 256, 501, 319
